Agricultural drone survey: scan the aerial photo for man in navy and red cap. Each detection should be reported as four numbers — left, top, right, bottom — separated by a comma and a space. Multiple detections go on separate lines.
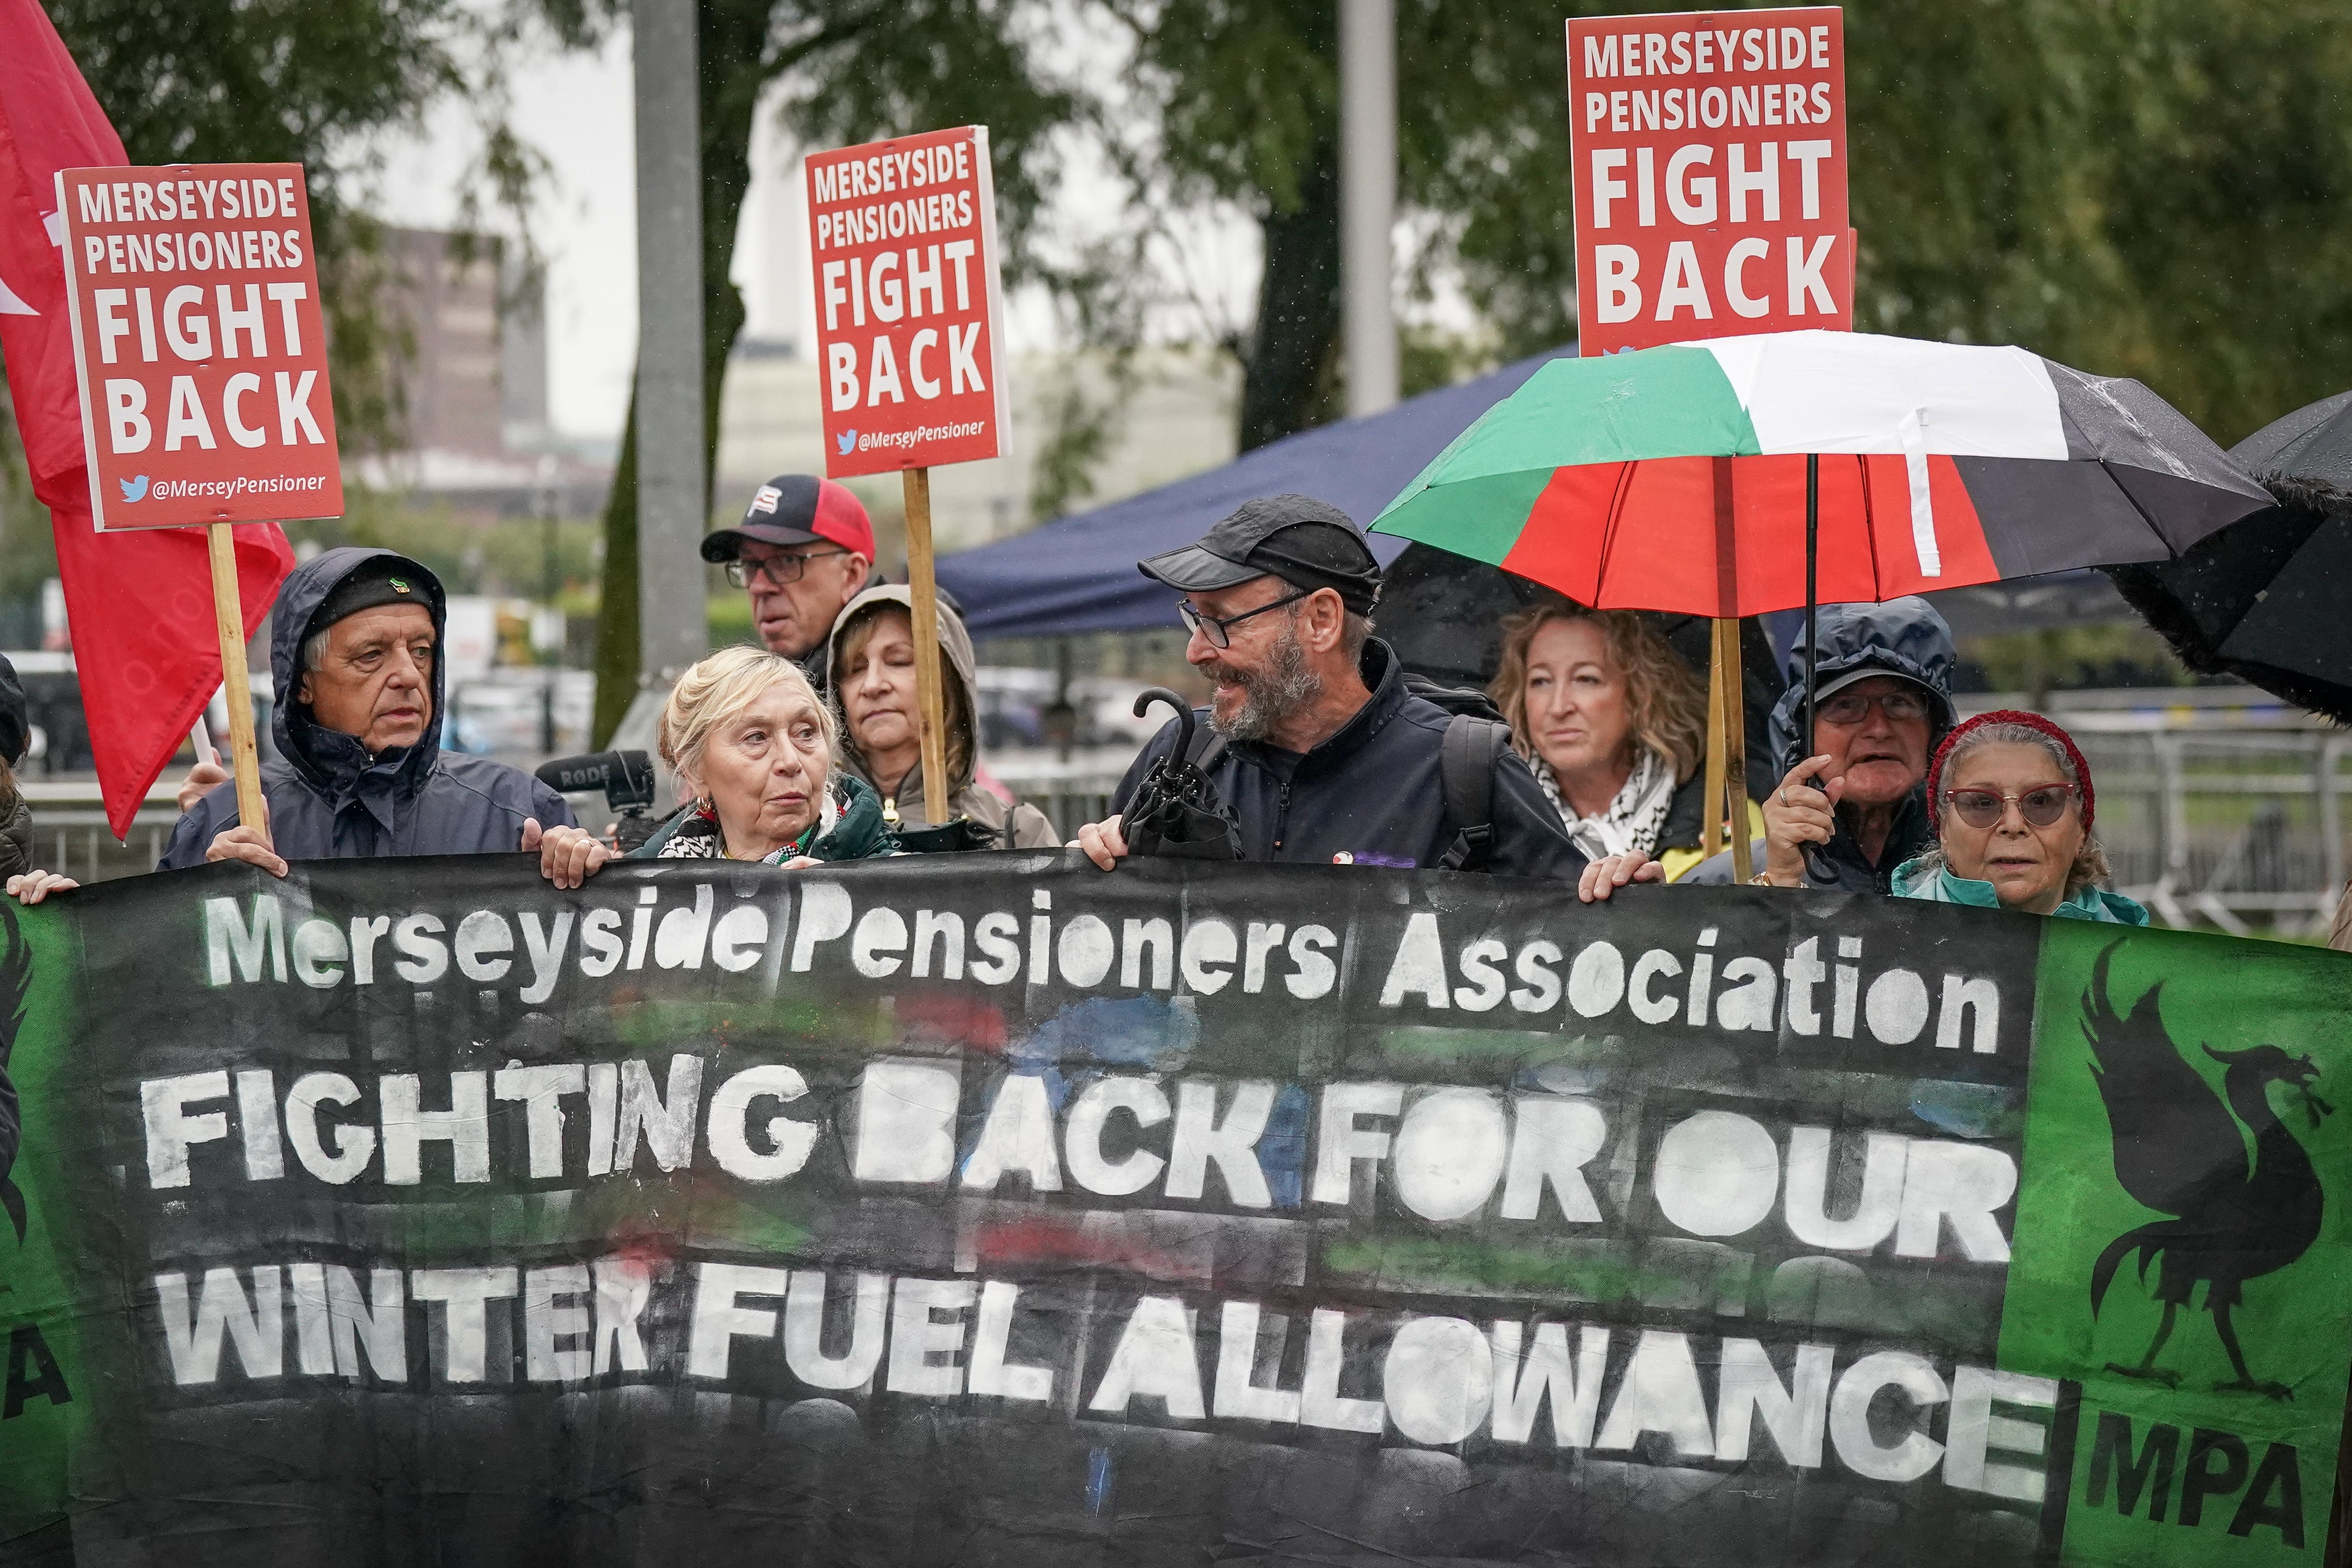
1069, 495, 1586, 881
702, 473, 880, 688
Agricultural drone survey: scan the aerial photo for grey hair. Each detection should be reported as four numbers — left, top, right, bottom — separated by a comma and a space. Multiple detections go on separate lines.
1923, 721, 2110, 895
301, 628, 329, 673
1281, 594, 1372, 660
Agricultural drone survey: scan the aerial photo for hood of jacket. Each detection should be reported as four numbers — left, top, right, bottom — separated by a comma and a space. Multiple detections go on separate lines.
1767, 596, 1958, 777
824, 583, 980, 799
270, 546, 449, 811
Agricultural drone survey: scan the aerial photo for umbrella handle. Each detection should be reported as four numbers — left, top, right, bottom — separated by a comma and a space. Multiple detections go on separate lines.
1134, 686, 1195, 761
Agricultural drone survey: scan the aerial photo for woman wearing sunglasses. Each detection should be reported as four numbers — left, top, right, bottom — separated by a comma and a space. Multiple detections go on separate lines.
1890, 710, 2146, 923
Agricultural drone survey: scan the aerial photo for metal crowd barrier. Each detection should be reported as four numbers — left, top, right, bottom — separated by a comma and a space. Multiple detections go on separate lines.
24, 702, 2347, 939
16, 781, 185, 883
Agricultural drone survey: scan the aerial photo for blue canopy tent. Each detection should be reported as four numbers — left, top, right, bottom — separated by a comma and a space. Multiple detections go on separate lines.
938, 346, 1575, 640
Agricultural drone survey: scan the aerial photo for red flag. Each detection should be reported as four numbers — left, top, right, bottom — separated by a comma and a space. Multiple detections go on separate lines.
0, 0, 294, 837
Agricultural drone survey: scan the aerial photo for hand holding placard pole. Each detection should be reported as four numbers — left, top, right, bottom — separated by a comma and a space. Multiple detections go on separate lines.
205, 522, 268, 839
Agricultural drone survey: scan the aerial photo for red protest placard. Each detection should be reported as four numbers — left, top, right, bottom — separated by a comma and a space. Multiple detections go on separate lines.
54, 162, 343, 531
805, 126, 1011, 477
1565, 9, 1849, 355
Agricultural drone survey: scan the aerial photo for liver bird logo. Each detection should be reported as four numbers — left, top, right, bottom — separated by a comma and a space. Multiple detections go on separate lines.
2084, 941, 2333, 1400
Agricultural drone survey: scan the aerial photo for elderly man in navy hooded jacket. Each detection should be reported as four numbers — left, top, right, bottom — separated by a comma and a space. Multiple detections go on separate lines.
159, 548, 574, 874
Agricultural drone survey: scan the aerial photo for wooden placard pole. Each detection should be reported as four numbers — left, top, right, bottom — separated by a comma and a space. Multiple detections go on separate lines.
205, 522, 267, 835
1703, 620, 1754, 882
901, 468, 952, 822
1715, 618, 1752, 883
1701, 640, 1728, 861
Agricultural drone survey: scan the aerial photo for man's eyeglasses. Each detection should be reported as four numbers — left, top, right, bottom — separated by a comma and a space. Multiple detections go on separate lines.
1817, 689, 1929, 726
726, 549, 850, 589
1177, 588, 1310, 649
1943, 784, 2079, 830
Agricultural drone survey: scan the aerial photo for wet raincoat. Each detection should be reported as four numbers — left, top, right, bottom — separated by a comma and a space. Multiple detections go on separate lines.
159, 548, 573, 868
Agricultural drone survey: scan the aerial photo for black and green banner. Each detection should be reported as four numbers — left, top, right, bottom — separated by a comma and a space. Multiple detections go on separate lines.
0, 855, 2346, 1565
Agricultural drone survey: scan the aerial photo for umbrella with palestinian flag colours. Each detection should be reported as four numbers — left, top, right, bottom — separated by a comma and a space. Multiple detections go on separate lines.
1371, 330, 2274, 618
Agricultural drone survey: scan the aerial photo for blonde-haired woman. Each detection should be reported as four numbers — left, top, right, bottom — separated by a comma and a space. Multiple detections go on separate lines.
1490, 601, 1755, 884
536, 646, 895, 886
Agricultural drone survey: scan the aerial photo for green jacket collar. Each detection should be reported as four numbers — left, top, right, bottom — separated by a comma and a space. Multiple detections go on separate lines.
1890, 856, 2149, 925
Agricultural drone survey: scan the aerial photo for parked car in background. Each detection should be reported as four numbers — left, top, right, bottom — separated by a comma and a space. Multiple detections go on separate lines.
973, 667, 1176, 752
444, 669, 595, 760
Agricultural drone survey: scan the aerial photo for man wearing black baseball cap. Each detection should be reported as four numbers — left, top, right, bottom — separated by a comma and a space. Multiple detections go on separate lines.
701, 473, 880, 685
1071, 495, 1586, 880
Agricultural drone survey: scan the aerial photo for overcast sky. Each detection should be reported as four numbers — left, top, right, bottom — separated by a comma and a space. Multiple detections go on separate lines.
352, 23, 1262, 446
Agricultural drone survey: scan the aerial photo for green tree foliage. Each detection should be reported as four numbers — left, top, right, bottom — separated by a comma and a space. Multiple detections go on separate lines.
1105, 0, 2352, 456
45, 0, 567, 446
3, 1, 569, 603
1844, 0, 2352, 446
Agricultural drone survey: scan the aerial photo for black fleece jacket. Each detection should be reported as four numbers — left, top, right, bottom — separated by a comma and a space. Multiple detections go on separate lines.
1113, 640, 1587, 880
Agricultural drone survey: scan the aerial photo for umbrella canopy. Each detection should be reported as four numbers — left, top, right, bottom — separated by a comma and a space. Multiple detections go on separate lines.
1372, 330, 2273, 619
2229, 388, 2352, 494
2105, 391, 2352, 723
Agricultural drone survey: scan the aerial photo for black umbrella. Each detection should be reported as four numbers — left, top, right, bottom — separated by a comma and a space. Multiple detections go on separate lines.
1118, 689, 1242, 860
2104, 391, 2352, 723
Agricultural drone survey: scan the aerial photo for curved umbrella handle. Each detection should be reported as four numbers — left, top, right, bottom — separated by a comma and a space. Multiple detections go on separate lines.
1133, 686, 1194, 760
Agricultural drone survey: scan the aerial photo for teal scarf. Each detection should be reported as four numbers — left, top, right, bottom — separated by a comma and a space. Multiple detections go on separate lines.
632, 773, 899, 862
1890, 856, 2148, 924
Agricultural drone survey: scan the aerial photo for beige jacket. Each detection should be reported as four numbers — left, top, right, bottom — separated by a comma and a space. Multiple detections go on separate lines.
826, 585, 1059, 849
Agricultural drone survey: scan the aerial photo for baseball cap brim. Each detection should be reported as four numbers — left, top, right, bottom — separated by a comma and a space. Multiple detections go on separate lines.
1137, 543, 1266, 596
701, 521, 824, 562
1813, 667, 1936, 704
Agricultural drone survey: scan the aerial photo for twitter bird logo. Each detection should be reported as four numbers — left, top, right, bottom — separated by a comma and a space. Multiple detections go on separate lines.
836, 430, 858, 456
118, 474, 149, 503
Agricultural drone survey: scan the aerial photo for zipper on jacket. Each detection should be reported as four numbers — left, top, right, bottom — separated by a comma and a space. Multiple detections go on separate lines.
1272, 781, 1290, 852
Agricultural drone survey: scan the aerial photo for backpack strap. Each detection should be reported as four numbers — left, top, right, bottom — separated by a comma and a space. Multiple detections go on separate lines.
1436, 714, 1510, 871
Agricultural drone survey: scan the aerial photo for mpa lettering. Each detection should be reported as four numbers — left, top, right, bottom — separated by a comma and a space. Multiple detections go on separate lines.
2085, 1411, 2305, 1548
2, 1325, 69, 1419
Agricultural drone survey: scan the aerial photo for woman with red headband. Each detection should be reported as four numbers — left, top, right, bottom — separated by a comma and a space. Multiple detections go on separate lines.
1890, 710, 2147, 922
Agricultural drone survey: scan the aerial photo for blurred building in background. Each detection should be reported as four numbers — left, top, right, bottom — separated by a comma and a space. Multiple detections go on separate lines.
715, 119, 1242, 558
345, 227, 609, 519
715, 346, 1239, 558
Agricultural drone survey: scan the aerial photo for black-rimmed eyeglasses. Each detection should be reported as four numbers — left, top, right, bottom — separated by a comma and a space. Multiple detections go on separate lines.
1177, 588, 1311, 649
726, 549, 850, 589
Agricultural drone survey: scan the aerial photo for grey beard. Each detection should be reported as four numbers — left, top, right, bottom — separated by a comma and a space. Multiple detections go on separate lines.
1205, 626, 1322, 743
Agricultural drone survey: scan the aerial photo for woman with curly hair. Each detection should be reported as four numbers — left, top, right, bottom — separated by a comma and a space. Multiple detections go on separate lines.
1891, 709, 2146, 922
1489, 600, 1755, 884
